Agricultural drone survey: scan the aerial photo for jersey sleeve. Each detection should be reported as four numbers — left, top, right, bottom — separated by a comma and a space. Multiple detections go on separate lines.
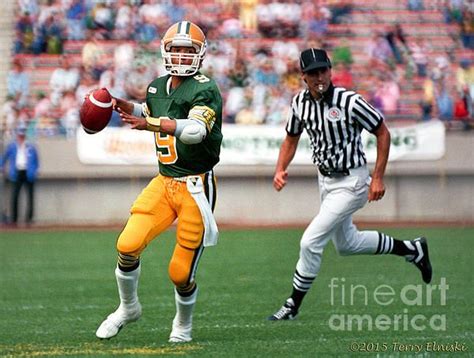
285, 93, 304, 136
189, 83, 222, 133
351, 95, 384, 133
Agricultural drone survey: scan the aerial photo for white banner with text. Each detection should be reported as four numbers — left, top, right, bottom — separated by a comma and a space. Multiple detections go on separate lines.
76, 120, 445, 166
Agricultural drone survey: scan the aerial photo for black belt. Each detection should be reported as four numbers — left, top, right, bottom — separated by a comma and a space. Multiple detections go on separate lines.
319, 167, 350, 178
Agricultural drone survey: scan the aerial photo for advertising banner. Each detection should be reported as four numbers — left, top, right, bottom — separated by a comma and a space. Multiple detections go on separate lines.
77, 120, 445, 165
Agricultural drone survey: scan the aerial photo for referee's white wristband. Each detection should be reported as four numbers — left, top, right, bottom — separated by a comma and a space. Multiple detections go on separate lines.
132, 102, 143, 117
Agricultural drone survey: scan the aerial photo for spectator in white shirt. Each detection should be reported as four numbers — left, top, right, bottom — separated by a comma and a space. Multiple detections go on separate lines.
49, 55, 80, 106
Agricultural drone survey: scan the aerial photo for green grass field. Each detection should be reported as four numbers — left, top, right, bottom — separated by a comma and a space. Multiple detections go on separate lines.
0, 227, 472, 357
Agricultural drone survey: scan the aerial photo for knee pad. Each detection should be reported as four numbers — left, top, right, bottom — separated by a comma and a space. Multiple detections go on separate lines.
116, 213, 155, 256
169, 255, 191, 287
169, 244, 203, 287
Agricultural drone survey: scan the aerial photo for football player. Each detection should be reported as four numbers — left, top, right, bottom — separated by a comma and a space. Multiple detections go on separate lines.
95, 21, 223, 343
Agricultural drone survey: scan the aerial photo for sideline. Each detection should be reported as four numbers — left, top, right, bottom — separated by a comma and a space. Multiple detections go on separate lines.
1, 220, 474, 233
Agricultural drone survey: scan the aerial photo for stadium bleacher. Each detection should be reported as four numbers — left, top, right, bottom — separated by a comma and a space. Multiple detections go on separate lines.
1, 0, 473, 137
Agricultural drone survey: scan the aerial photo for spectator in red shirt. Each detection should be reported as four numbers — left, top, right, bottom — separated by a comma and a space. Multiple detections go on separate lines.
332, 63, 353, 89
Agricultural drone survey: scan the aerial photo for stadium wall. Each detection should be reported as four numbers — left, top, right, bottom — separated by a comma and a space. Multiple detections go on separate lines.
2, 131, 473, 226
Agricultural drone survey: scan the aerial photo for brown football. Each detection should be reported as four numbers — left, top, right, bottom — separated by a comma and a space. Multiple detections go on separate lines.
80, 88, 113, 134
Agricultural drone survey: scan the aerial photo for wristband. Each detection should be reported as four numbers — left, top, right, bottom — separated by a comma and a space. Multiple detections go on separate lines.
146, 116, 162, 132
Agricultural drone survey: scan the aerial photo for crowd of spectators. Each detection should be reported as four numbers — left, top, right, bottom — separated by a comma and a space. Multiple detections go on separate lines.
2, 0, 473, 139
355, 1, 473, 127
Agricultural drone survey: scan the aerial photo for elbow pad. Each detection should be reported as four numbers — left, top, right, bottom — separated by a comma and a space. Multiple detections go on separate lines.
175, 119, 207, 144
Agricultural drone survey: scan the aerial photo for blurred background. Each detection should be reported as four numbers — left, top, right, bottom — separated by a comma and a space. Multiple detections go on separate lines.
0, 0, 473, 227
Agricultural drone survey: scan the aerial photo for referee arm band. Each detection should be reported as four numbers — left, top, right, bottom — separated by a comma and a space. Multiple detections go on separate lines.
286, 130, 302, 137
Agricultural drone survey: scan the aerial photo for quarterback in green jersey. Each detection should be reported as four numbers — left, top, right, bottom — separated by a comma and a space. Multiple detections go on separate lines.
96, 21, 222, 344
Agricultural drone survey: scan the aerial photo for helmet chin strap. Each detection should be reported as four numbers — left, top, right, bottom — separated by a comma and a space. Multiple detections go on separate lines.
176, 66, 194, 76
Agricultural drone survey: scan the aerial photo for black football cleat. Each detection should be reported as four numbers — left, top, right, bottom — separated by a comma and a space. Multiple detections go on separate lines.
407, 237, 432, 284
268, 299, 298, 321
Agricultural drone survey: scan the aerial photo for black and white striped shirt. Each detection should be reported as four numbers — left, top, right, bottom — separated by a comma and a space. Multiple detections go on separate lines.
286, 84, 384, 170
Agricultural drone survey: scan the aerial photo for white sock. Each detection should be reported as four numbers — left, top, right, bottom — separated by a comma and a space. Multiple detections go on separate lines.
115, 265, 140, 309
174, 287, 198, 325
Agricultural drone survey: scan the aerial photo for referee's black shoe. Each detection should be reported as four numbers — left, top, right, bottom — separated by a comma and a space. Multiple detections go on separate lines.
407, 237, 432, 284
268, 298, 298, 321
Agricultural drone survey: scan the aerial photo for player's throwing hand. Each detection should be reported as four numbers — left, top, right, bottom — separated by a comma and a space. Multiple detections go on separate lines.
118, 107, 147, 130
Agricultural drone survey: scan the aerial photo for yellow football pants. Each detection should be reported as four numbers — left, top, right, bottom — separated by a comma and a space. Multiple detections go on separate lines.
116, 173, 217, 288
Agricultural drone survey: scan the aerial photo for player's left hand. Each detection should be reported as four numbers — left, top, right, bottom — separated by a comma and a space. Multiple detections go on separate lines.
368, 177, 385, 202
118, 107, 147, 130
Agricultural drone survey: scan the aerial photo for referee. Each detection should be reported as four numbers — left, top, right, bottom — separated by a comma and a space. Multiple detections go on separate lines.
268, 48, 433, 321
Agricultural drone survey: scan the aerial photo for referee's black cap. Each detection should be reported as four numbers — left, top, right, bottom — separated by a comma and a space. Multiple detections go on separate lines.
300, 48, 332, 73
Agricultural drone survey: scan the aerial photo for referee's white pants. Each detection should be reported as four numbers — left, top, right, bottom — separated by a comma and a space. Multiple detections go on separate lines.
296, 165, 379, 278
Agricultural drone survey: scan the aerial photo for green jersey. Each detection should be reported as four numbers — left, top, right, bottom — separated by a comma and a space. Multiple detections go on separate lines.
145, 72, 223, 177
